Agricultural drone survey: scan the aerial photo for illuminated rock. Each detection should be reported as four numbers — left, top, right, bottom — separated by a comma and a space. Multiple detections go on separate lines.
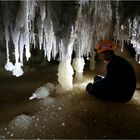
72, 57, 85, 81
29, 82, 54, 100
58, 59, 74, 90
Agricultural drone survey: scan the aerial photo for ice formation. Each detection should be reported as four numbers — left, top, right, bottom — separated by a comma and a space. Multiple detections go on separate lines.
1, 0, 140, 80
10, 114, 32, 129
130, 16, 140, 64
72, 58, 85, 81
29, 82, 54, 100
12, 62, 23, 77
5, 62, 14, 72
57, 59, 74, 90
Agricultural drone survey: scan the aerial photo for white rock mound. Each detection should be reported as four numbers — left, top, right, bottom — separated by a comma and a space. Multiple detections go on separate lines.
29, 82, 54, 100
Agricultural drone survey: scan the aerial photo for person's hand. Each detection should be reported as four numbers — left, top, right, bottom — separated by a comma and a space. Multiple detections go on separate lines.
94, 75, 103, 82
86, 83, 93, 93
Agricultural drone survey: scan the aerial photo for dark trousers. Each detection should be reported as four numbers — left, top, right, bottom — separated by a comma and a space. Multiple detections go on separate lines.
86, 75, 132, 102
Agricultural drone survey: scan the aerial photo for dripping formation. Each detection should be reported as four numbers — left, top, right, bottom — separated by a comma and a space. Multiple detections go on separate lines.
0, 1, 140, 89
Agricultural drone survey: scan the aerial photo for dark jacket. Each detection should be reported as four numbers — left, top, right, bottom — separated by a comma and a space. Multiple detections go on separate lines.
87, 55, 136, 102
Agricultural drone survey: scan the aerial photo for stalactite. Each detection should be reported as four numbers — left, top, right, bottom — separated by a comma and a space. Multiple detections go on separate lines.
0, 0, 140, 79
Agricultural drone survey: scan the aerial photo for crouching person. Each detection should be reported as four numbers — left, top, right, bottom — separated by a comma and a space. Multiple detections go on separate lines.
86, 40, 136, 102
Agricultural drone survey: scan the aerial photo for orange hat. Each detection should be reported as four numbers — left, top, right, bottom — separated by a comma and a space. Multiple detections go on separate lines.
95, 40, 115, 53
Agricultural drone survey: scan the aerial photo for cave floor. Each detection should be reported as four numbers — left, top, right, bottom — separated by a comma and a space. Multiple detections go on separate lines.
0, 58, 140, 139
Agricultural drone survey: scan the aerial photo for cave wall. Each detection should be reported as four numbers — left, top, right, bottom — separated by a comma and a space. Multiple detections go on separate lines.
0, 1, 139, 75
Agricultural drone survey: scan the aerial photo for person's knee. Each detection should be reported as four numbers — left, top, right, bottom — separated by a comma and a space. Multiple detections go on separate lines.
86, 83, 93, 93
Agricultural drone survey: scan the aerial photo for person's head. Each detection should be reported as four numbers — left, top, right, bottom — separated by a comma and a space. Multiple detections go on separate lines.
95, 40, 115, 62
98, 50, 114, 62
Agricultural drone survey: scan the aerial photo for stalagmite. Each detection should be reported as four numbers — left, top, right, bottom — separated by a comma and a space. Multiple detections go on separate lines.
58, 59, 74, 90
72, 57, 85, 81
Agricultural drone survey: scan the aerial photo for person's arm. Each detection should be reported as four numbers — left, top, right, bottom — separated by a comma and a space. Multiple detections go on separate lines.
86, 75, 104, 94
86, 77, 109, 96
